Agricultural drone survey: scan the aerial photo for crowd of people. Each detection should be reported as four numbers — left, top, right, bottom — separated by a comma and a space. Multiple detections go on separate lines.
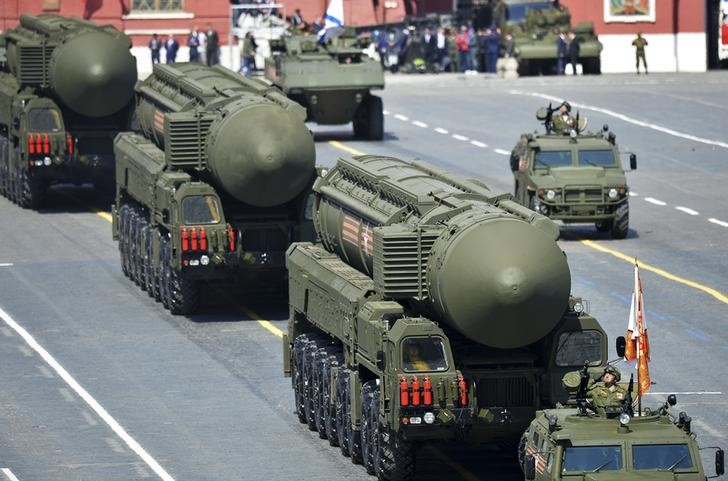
148, 25, 221, 66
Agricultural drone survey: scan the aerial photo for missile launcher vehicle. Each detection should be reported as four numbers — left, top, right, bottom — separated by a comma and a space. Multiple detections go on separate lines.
519, 362, 725, 481
509, 104, 637, 239
284, 155, 610, 480
0, 14, 137, 208
265, 35, 385, 140
112, 63, 317, 314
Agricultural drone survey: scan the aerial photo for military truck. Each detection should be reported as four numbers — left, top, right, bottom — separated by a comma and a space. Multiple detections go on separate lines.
491, 0, 602, 75
112, 63, 317, 315
519, 363, 725, 481
510, 105, 637, 239
0, 14, 137, 208
284, 155, 612, 480
264, 34, 385, 140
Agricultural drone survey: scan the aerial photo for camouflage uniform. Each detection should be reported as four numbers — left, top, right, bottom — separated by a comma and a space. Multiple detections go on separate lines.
632, 35, 648, 74
588, 366, 626, 411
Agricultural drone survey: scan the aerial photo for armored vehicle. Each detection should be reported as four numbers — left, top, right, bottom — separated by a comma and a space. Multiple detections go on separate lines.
510, 104, 637, 239
284, 155, 611, 480
492, 0, 602, 75
112, 63, 317, 315
519, 362, 725, 481
264, 34, 385, 140
0, 14, 137, 208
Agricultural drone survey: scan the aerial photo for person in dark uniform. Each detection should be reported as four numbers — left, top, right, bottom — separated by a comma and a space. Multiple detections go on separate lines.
205, 24, 220, 66
567, 31, 580, 75
422, 27, 438, 71
164, 34, 179, 64
148, 33, 161, 64
556, 29, 568, 75
632, 33, 648, 74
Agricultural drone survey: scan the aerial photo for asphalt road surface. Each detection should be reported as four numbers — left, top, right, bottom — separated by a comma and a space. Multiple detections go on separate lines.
1, 71, 727, 481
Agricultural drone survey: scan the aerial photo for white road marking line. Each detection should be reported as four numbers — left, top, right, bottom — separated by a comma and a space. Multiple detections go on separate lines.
0, 263, 12, 267
470, 140, 488, 148
510, 89, 728, 150
59, 387, 75, 403
37, 364, 54, 379
643, 391, 722, 395
493, 148, 511, 156
81, 409, 99, 426
412, 120, 428, 128
694, 419, 726, 439
434, 127, 449, 134
708, 218, 728, 228
452, 134, 469, 141
394, 114, 409, 121
0, 306, 176, 481
17, 345, 32, 357
675, 206, 699, 216
2, 468, 21, 481
644, 197, 667, 206
382, 110, 390, 115
628, 191, 639, 197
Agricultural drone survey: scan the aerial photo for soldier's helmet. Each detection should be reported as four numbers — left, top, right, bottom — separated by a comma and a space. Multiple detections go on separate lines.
560, 101, 571, 112
603, 365, 621, 382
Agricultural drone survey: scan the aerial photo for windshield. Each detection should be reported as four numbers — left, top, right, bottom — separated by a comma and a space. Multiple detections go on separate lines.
563, 446, 623, 472
506, 2, 552, 22
555, 331, 602, 367
535, 150, 572, 168
28, 109, 62, 132
402, 337, 449, 372
579, 150, 616, 167
182, 195, 221, 225
632, 444, 693, 470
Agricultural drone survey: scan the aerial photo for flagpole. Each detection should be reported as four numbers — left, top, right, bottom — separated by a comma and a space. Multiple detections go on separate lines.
635, 258, 641, 416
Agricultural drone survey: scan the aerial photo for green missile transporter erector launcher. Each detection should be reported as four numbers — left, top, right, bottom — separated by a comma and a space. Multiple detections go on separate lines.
265, 34, 385, 140
0, 14, 137, 208
284, 155, 610, 480
112, 63, 317, 314
492, 0, 602, 75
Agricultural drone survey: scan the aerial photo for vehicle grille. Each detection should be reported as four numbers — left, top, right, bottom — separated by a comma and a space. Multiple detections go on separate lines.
477, 376, 535, 408
564, 187, 603, 204
166, 116, 214, 169
18, 45, 53, 85
373, 227, 439, 300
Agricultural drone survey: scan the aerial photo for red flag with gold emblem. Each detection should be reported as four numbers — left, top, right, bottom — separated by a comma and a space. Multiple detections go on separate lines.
634, 262, 650, 394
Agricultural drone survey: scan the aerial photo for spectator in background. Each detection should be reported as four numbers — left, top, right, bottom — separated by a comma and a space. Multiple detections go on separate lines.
502, 31, 514, 59
455, 25, 471, 73
188, 28, 201, 62
556, 29, 568, 75
239, 32, 257, 78
149, 33, 161, 64
485, 26, 500, 73
231, 0, 243, 27
206, 24, 220, 66
291, 8, 304, 29
567, 31, 580, 75
422, 27, 437, 70
311, 17, 324, 34
436, 27, 449, 71
164, 34, 179, 63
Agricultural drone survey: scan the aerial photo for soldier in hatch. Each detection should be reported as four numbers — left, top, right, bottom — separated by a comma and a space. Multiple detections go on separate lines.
588, 365, 627, 411
551, 101, 575, 134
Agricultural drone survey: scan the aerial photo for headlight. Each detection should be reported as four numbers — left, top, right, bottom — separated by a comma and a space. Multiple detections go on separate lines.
44, 157, 52, 166
619, 413, 631, 425
424, 412, 435, 424
608, 188, 618, 199
546, 189, 556, 200
539, 204, 549, 215
200, 255, 210, 266
573, 302, 584, 313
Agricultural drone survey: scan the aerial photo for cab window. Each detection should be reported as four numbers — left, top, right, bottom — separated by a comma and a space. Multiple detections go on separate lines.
28, 109, 62, 132
402, 337, 448, 373
563, 446, 623, 472
555, 331, 602, 367
579, 150, 616, 167
182, 195, 221, 225
534, 150, 572, 168
632, 444, 693, 470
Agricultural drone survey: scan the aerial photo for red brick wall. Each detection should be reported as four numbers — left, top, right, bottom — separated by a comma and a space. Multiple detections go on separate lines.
561, 0, 704, 35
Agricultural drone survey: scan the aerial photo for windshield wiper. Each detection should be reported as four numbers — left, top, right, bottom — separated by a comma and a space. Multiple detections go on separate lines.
665, 453, 689, 471
534, 158, 551, 169
591, 457, 615, 473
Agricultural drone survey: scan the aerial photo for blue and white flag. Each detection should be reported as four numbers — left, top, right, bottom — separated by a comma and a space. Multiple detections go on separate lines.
318, 0, 345, 43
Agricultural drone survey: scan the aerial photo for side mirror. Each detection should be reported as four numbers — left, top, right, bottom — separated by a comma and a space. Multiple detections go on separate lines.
630, 153, 637, 170
524, 454, 536, 480
615, 336, 626, 358
376, 350, 386, 370
667, 394, 677, 406
510, 152, 519, 172
716, 449, 725, 476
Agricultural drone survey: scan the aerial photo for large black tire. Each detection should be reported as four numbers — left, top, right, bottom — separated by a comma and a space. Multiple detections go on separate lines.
159, 237, 172, 310
137, 217, 149, 291
303, 339, 320, 430
167, 266, 199, 315
118, 204, 131, 278
336, 370, 351, 457
314, 347, 338, 438
0, 136, 8, 198
348, 379, 363, 465
611, 202, 629, 239
377, 426, 415, 481
517, 432, 528, 472
353, 95, 384, 141
361, 381, 377, 475
292, 334, 310, 424
143, 224, 155, 296
325, 353, 344, 446
129, 210, 141, 285
17, 168, 44, 209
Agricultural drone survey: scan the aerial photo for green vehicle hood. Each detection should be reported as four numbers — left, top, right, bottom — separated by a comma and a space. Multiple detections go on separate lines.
531, 166, 627, 189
